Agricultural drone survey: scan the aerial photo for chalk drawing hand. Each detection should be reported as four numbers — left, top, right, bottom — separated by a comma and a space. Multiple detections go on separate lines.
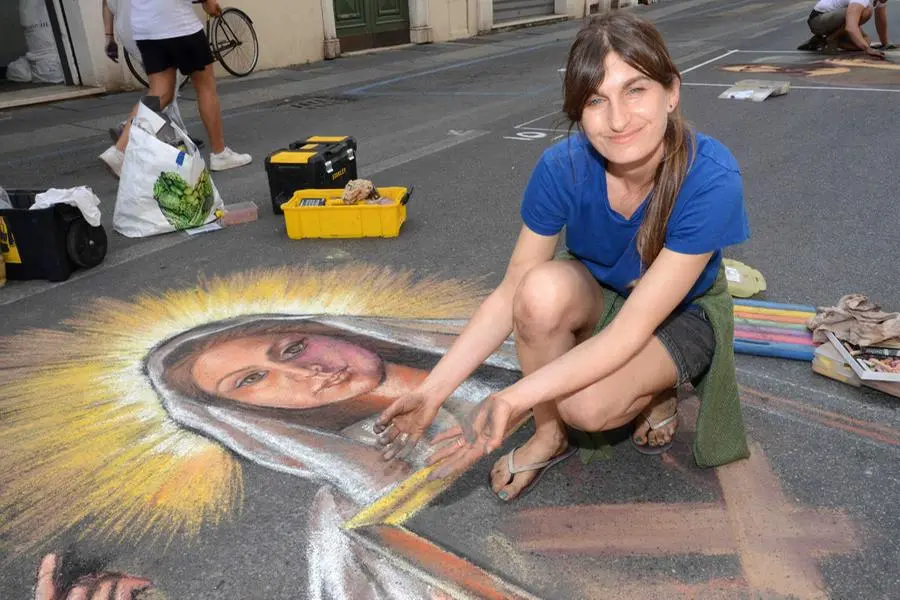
375, 391, 442, 461
34, 553, 153, 600
426, 394, 513, 481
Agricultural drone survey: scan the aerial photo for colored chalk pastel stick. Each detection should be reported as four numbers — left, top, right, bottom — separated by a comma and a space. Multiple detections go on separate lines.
734, 339, 815, 361
734, 330, 814, 346
732, 305, 814, 318
734, 317, 808, 330
735, 324, 814, 339
733, 311, 810, 325
733, 299, 817, 312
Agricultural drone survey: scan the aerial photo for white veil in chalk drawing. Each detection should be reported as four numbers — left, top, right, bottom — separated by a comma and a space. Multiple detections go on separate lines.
145, 314, 520, 507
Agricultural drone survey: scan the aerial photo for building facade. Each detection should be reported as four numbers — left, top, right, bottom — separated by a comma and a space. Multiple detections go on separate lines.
1, 0, 636, 107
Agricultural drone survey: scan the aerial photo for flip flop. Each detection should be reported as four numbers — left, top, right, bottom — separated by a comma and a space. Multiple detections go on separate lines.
631, 411, 677, 455
495, 445, 578, 502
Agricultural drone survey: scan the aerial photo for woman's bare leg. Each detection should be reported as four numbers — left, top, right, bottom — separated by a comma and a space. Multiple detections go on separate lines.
190, 64, 225, 154
489, 260, 681, 501
489, 261, 603, 500
115, 68, 177, 152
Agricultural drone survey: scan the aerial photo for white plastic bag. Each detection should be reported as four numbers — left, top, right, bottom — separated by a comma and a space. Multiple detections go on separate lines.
6, 57, 32, 83
0, 187, 11, 210
32, 187, 102, 226
114, 104, 223, 238
14, 0, 64, 84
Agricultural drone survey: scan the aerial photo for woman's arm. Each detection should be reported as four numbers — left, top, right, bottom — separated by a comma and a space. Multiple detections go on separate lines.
418, 225, 559, 400
102, 0, 114, 35
375, 225, 559, 458
496, 247, 712, 412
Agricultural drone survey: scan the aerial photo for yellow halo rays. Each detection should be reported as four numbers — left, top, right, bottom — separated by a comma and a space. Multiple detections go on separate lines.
0, 263, 487, 558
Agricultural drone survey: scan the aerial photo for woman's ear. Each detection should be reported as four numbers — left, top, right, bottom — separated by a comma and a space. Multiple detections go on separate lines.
667, 76, 681, 113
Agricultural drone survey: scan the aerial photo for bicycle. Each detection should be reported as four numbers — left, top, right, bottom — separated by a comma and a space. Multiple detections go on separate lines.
124, 4, 259, 89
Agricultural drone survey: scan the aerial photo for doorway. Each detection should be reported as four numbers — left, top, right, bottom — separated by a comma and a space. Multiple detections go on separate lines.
333, 0, 411, 53
493, 0, 555, 24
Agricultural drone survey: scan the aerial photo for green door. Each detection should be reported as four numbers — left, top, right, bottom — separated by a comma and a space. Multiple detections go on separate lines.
334, 0, 410, 53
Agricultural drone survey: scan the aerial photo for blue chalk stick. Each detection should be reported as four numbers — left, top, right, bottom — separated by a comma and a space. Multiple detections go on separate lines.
733, 339, 815, 361
733, 299, 817, 312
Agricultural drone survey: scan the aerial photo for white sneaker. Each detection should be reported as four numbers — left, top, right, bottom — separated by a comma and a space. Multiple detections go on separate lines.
99, 146, 125, 177
210, 147, 252, 172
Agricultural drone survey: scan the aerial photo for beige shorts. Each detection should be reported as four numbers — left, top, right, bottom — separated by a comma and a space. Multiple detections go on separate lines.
808, 9, 847, 36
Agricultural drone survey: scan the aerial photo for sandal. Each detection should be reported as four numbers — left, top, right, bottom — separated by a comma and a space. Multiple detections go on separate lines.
495, 445, 577, 501
631, 411, 678, 455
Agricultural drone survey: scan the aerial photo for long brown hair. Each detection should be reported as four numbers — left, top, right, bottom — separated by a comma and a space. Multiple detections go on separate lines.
563, 12, 694, 266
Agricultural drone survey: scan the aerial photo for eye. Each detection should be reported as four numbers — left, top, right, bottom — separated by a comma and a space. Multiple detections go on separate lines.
236, 371, 267, 389
586, 96, 605, 107
627, 86, 646, 95
281, 338, 307, 359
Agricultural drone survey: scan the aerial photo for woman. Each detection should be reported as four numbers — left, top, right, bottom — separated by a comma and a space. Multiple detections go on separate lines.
376, 12, 752, 502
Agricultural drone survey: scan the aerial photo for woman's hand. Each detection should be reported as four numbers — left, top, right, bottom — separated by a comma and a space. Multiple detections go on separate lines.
426, 394, 520, 481
34, 553, 152, 600
374, 391, 444, 460
202, 0, 223, 16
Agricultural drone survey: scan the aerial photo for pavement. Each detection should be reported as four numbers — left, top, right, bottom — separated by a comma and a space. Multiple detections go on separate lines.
1, 0, 899, 598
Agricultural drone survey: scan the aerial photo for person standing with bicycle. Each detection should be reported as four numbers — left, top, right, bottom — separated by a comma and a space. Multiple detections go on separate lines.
100, 0, 252, 176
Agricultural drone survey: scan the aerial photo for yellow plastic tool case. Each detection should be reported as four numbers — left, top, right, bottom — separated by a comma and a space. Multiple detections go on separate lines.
264, 136, 357, 214
281, 186, 412, 239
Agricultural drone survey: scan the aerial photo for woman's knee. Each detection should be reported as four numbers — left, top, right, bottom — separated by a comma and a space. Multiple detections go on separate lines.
191, 65, 217, 96
556, 398, 610, 432
512, 263, 589, 342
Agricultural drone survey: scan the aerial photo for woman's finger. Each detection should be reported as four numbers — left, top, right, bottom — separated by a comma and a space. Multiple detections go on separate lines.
430, 445, 483, 480
374, 399, 408, 432
65, 585, 89, 600
430, 425, 463, 446
113, 577, 152, 600
90, 579, 115, 600
426, 436, 467, 466
374, 422, 399, 447
382, 432, 410, 461
459, 399, 491, 444
34, 554, 59, 600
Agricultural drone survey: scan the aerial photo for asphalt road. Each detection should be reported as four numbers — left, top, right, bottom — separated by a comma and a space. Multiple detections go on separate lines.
1, 0, 898, 598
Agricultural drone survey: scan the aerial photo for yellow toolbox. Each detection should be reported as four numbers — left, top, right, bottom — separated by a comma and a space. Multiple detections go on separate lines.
281, 186, 412, 239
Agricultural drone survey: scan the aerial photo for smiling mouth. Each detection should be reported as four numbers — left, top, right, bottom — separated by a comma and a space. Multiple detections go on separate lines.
608, 129, 642, 144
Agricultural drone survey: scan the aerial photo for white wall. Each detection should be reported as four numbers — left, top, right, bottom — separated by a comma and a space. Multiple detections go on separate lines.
69, 0, 326, 90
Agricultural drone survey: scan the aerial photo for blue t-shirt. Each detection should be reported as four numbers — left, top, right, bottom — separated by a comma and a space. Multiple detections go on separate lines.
521, 132, 750, 306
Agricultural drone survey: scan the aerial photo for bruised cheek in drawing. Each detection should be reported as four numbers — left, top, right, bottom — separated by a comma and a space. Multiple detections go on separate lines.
190, 334, 384, 408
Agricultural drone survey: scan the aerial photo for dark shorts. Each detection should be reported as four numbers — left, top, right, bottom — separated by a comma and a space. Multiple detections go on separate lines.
654, 306, 716, 385
555, 250, 716, 385
136, 30, 214, 76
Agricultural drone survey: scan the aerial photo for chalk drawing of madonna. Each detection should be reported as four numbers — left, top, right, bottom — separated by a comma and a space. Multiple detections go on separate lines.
0, 265, 524, 599
148, 315, 519, 597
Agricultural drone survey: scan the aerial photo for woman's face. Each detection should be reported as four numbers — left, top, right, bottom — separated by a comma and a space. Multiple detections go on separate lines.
580, 52, 678, 167
190, 332, 385, 408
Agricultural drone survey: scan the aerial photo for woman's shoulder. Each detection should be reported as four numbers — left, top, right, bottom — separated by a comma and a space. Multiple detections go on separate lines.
690, 132, 741, 178
538, 132, 601, 176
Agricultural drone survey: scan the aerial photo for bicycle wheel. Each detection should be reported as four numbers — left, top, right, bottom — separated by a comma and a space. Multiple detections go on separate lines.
124, 50, 149, 88
212, 8, 259, 77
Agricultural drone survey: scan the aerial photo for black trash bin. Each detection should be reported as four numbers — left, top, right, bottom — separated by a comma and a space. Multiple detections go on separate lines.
0, 189, 108, 282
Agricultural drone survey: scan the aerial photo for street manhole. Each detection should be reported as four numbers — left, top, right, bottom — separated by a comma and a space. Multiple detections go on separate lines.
287, 95, 355, 109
